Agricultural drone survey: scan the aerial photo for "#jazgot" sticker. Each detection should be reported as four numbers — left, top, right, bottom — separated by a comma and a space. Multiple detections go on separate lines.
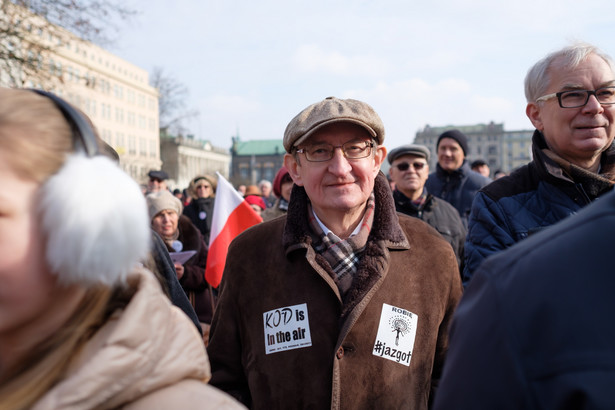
372, 303, 418, 367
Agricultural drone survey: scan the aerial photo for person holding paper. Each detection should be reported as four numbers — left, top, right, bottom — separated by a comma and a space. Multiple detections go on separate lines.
147, 190, 215, 342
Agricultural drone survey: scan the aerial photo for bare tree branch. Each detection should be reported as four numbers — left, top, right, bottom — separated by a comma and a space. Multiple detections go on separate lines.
0, 0, 136, 87
150, 66, 199, 136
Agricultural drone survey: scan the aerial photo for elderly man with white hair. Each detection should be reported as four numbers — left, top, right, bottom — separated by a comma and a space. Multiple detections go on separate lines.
463, 41, 615, 285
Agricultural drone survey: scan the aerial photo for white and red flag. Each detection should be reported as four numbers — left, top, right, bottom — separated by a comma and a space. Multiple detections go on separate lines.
205, 172, 262, 288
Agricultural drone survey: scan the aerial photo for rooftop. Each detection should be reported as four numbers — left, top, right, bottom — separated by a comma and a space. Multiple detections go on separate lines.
233, 139, 285, 156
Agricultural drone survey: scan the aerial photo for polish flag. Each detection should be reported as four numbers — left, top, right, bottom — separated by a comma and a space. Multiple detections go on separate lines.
205, 172, 262, 288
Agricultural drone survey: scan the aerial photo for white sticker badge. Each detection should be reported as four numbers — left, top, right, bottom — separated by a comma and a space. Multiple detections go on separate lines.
263, 303, 312, 355
372, 303, 418, 367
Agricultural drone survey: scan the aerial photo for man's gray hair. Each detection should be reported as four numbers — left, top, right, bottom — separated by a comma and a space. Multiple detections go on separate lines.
524, 42, 615, 103
258, 179, 272, 188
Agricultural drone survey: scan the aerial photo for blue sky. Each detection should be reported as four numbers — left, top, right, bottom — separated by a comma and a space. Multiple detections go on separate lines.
112, 0, 615, 151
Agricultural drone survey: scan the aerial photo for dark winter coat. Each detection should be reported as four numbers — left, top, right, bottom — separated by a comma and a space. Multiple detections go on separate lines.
182, 197, 215, 245
425, 160, 491, 228
261, 198, 287, 222
150, 230, 201, 333
434, 188, 615, 410
392, 189, 466, 270
166, 215, 214, 324
207, 173, 462, 410
463, 130, 615, 285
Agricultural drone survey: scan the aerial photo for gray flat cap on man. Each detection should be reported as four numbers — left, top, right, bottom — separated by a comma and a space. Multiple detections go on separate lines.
283, 96, 385, 152
387, 144, 431, 164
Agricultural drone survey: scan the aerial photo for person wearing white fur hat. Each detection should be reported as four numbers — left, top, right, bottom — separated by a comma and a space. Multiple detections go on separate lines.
0, 88, 244, 409
146, 189, 216, 343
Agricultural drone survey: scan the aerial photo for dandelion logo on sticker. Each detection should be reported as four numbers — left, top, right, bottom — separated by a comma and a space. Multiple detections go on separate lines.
372, 303, 418, 367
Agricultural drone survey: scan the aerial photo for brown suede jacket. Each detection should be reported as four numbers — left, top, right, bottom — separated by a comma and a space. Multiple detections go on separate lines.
207, 173, 462, 409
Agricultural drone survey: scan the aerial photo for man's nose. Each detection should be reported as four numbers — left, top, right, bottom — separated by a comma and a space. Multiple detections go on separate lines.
583, 93, 605, 114
328, 147, 353, 174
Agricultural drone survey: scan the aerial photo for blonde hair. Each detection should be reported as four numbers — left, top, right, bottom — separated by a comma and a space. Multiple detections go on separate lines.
0, 286, 116, 409
188, 174, 217, 199
0, 88, 126, 408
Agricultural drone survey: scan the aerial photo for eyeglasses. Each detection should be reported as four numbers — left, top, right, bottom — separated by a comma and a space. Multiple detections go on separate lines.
196, 184, 211, 190
536, 86, 615, 108
394, 161, 426, 171
295, 140, 374, 162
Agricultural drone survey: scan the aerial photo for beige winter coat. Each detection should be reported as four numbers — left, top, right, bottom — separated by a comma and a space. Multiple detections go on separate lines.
33, 268, 244, 410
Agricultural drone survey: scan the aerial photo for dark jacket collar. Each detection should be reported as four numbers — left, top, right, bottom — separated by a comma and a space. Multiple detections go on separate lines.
435, 160, 471, 179
532, 130, 615, 199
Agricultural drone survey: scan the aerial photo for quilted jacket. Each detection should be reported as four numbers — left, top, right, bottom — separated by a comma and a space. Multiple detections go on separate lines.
463, 130, 615, 285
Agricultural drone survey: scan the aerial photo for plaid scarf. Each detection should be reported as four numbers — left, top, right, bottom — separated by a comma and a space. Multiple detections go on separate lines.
308, 193, 376, 297
411, 189, 428, 208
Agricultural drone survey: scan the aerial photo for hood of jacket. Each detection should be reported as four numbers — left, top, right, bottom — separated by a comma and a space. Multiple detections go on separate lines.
33, 268, 210, 409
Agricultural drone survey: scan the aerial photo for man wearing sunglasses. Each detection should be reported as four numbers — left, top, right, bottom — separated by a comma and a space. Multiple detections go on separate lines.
463, 42, 615, 287
388, 144, 466, 270
208, 97, 462, 409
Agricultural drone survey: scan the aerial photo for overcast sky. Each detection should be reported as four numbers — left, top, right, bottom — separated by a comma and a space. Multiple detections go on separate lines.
111, 0, 615, 151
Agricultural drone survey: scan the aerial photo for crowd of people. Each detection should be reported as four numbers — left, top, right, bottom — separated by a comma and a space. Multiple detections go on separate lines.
2, 41, 615, 409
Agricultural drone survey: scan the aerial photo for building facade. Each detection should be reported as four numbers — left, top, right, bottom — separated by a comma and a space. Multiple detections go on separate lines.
0, 3, 161, 183
160, 134, 231, 191
414, 122, 533, 175
230, 137, 285, 187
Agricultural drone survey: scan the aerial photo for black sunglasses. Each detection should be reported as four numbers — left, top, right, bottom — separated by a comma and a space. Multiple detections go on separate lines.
394, 161, 426, 171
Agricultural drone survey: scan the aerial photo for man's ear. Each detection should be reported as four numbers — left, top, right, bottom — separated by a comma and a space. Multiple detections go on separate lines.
284, 153, 304, 186
526, 103, 544, 131
373, 145, 387, 177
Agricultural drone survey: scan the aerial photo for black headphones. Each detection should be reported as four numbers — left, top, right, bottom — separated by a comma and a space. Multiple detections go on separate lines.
30, 89, 100, 157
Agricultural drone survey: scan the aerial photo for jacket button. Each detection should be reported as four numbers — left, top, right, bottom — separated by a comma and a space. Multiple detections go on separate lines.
336, 347, 344, 359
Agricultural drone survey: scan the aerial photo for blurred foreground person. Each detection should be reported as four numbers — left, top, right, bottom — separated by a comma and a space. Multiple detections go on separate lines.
0, 88, 243, 409
434, 189, 615, 410
208, 97, 461, 409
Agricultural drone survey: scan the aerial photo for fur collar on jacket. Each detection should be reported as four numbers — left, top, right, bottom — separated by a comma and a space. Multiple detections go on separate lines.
282, 172, 408, 315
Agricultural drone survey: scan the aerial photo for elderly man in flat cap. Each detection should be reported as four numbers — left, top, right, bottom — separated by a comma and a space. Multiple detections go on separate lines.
388, 143, 466, 270
207, 97, 462, 409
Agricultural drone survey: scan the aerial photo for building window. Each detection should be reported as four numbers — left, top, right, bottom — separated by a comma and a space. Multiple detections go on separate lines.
150, 140, 157, 158
128, 136, 136, 155
139, 138, 147, 156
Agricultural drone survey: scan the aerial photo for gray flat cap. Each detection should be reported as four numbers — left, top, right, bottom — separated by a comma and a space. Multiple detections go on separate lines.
283, 96, 385, 152
387, 144, 431, 164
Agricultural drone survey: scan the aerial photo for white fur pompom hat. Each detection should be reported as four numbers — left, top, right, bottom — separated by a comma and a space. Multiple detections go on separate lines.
40, 154, 151, 287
